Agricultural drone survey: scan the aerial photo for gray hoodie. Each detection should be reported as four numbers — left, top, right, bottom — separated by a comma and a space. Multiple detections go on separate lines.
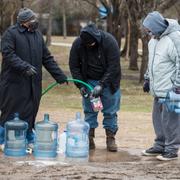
145, 16, 180, 97
143, 11, 168, 36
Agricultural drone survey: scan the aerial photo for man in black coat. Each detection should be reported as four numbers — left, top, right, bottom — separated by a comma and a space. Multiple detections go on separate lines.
0, 8, 67, 147
69, 24, 121, 152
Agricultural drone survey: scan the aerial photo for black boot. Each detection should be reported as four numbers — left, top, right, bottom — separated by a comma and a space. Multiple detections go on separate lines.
105, 129, 118, 152
89, 128, 95, 150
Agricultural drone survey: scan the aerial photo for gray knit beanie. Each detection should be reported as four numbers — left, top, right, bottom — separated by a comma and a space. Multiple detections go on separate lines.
17, 8, 36, 23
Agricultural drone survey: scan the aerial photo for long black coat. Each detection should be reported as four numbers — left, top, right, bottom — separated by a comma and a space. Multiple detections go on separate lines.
69, 24, 121, 94
0, 23, 66, 131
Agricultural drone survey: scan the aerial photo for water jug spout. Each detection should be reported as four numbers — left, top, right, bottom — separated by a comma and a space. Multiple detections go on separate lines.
76, 112, 81, 121
44, 114, 49, 122
14, 113, 19, 117
14, 113, 19, 121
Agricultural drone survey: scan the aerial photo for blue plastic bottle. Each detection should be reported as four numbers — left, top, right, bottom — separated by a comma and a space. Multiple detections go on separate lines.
34, 114, 58, 159
4, 113, 28, 157
166, 90, 180, 113
66, 112, 90, 158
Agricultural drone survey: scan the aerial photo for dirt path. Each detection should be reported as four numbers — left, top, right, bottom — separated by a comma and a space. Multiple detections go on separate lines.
1, 109, 180, 180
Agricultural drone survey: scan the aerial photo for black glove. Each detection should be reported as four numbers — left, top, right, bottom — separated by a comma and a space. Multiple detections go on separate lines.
92, 85, 103, 98
80, 87, 89, 98
143, 80, 150, 93
26, 66, 37, 76
57, 77, 68, 85
173, 86, 180, 94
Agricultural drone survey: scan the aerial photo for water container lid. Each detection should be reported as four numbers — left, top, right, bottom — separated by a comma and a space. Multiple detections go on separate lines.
5, 113, 28, 130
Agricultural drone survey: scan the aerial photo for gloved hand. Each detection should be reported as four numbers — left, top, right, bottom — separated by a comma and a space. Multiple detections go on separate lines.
143, 80, 150, 93
26, 66, 37, 76
57, 77, 68, 85
80, 87, 89, 98
173, 86, 180, 94
92, 85, 103, 98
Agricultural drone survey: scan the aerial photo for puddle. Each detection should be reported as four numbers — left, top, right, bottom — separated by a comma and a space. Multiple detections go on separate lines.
16, 160, 68, 167
89, 148, 140, 163
0, 148, 141, 167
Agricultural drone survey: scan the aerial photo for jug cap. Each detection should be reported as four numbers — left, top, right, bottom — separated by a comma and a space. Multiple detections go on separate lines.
76, 112, 81, 121
44, 114, 49, 122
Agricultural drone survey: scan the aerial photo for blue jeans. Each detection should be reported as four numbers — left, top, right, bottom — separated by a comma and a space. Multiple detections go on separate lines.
26, 130, 35, 144
0, 126, 4, 144
83, 80, 121, 133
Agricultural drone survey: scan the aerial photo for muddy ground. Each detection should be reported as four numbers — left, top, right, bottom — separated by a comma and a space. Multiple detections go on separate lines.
0, 109, 180, 180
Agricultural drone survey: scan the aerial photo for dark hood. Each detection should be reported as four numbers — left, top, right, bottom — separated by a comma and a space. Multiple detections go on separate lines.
80, 23, 101, 43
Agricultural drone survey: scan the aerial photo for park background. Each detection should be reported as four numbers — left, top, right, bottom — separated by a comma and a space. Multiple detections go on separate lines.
0, 0, 180, 179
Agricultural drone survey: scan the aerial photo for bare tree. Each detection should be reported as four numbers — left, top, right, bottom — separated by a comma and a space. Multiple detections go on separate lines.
46, 0, 53, 46
62, 0, 67, 39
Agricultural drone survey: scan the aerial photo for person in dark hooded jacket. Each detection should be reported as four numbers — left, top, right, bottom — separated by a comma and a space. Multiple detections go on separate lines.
0, 8, 67, 149
69, 23, 121, 152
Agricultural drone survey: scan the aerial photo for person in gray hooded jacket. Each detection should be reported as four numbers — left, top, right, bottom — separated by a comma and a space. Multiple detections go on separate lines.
142, 11, 180, 161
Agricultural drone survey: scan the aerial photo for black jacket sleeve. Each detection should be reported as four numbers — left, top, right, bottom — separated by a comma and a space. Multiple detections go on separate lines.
42, 38, 67, 82
99, 34, 120, 86
1, 30, 32, 72
69, 39, 84, 88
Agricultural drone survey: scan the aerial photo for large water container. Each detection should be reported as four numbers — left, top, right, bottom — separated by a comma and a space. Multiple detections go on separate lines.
66, 112, 90, 158
34, 114, 58, 159
4, 113, 28, 157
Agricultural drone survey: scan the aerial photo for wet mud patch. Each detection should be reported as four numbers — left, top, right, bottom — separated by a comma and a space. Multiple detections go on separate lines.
89, 148, 140, 163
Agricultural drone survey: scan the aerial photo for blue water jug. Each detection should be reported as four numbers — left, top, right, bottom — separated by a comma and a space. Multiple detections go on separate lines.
66, 112, 90, 158
4, 113, 28, 157
165, 90, 180, 113
34, 114, 58, 159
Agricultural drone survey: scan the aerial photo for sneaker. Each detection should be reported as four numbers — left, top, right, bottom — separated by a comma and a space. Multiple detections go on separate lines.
26, 143, 34, 154
156, 152, 178, 161
142, 147, 164, 156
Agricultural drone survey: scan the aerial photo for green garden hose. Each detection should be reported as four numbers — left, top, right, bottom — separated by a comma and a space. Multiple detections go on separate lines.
41, 78, 93, 96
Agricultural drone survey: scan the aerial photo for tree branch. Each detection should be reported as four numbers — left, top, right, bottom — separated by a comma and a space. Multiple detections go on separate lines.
81, 0, 100, 11
158, 0, 178, 13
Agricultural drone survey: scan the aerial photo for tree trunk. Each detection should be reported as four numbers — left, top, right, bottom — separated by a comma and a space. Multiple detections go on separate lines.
106, 10, 113, 33
21, 0, 24, 8
139, 36, 149, 82
129, 22, 139, 70
46, 0, 53, 46
0, 1, 3, 37
121, 18, 129, 58
62, 1, 67, 39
